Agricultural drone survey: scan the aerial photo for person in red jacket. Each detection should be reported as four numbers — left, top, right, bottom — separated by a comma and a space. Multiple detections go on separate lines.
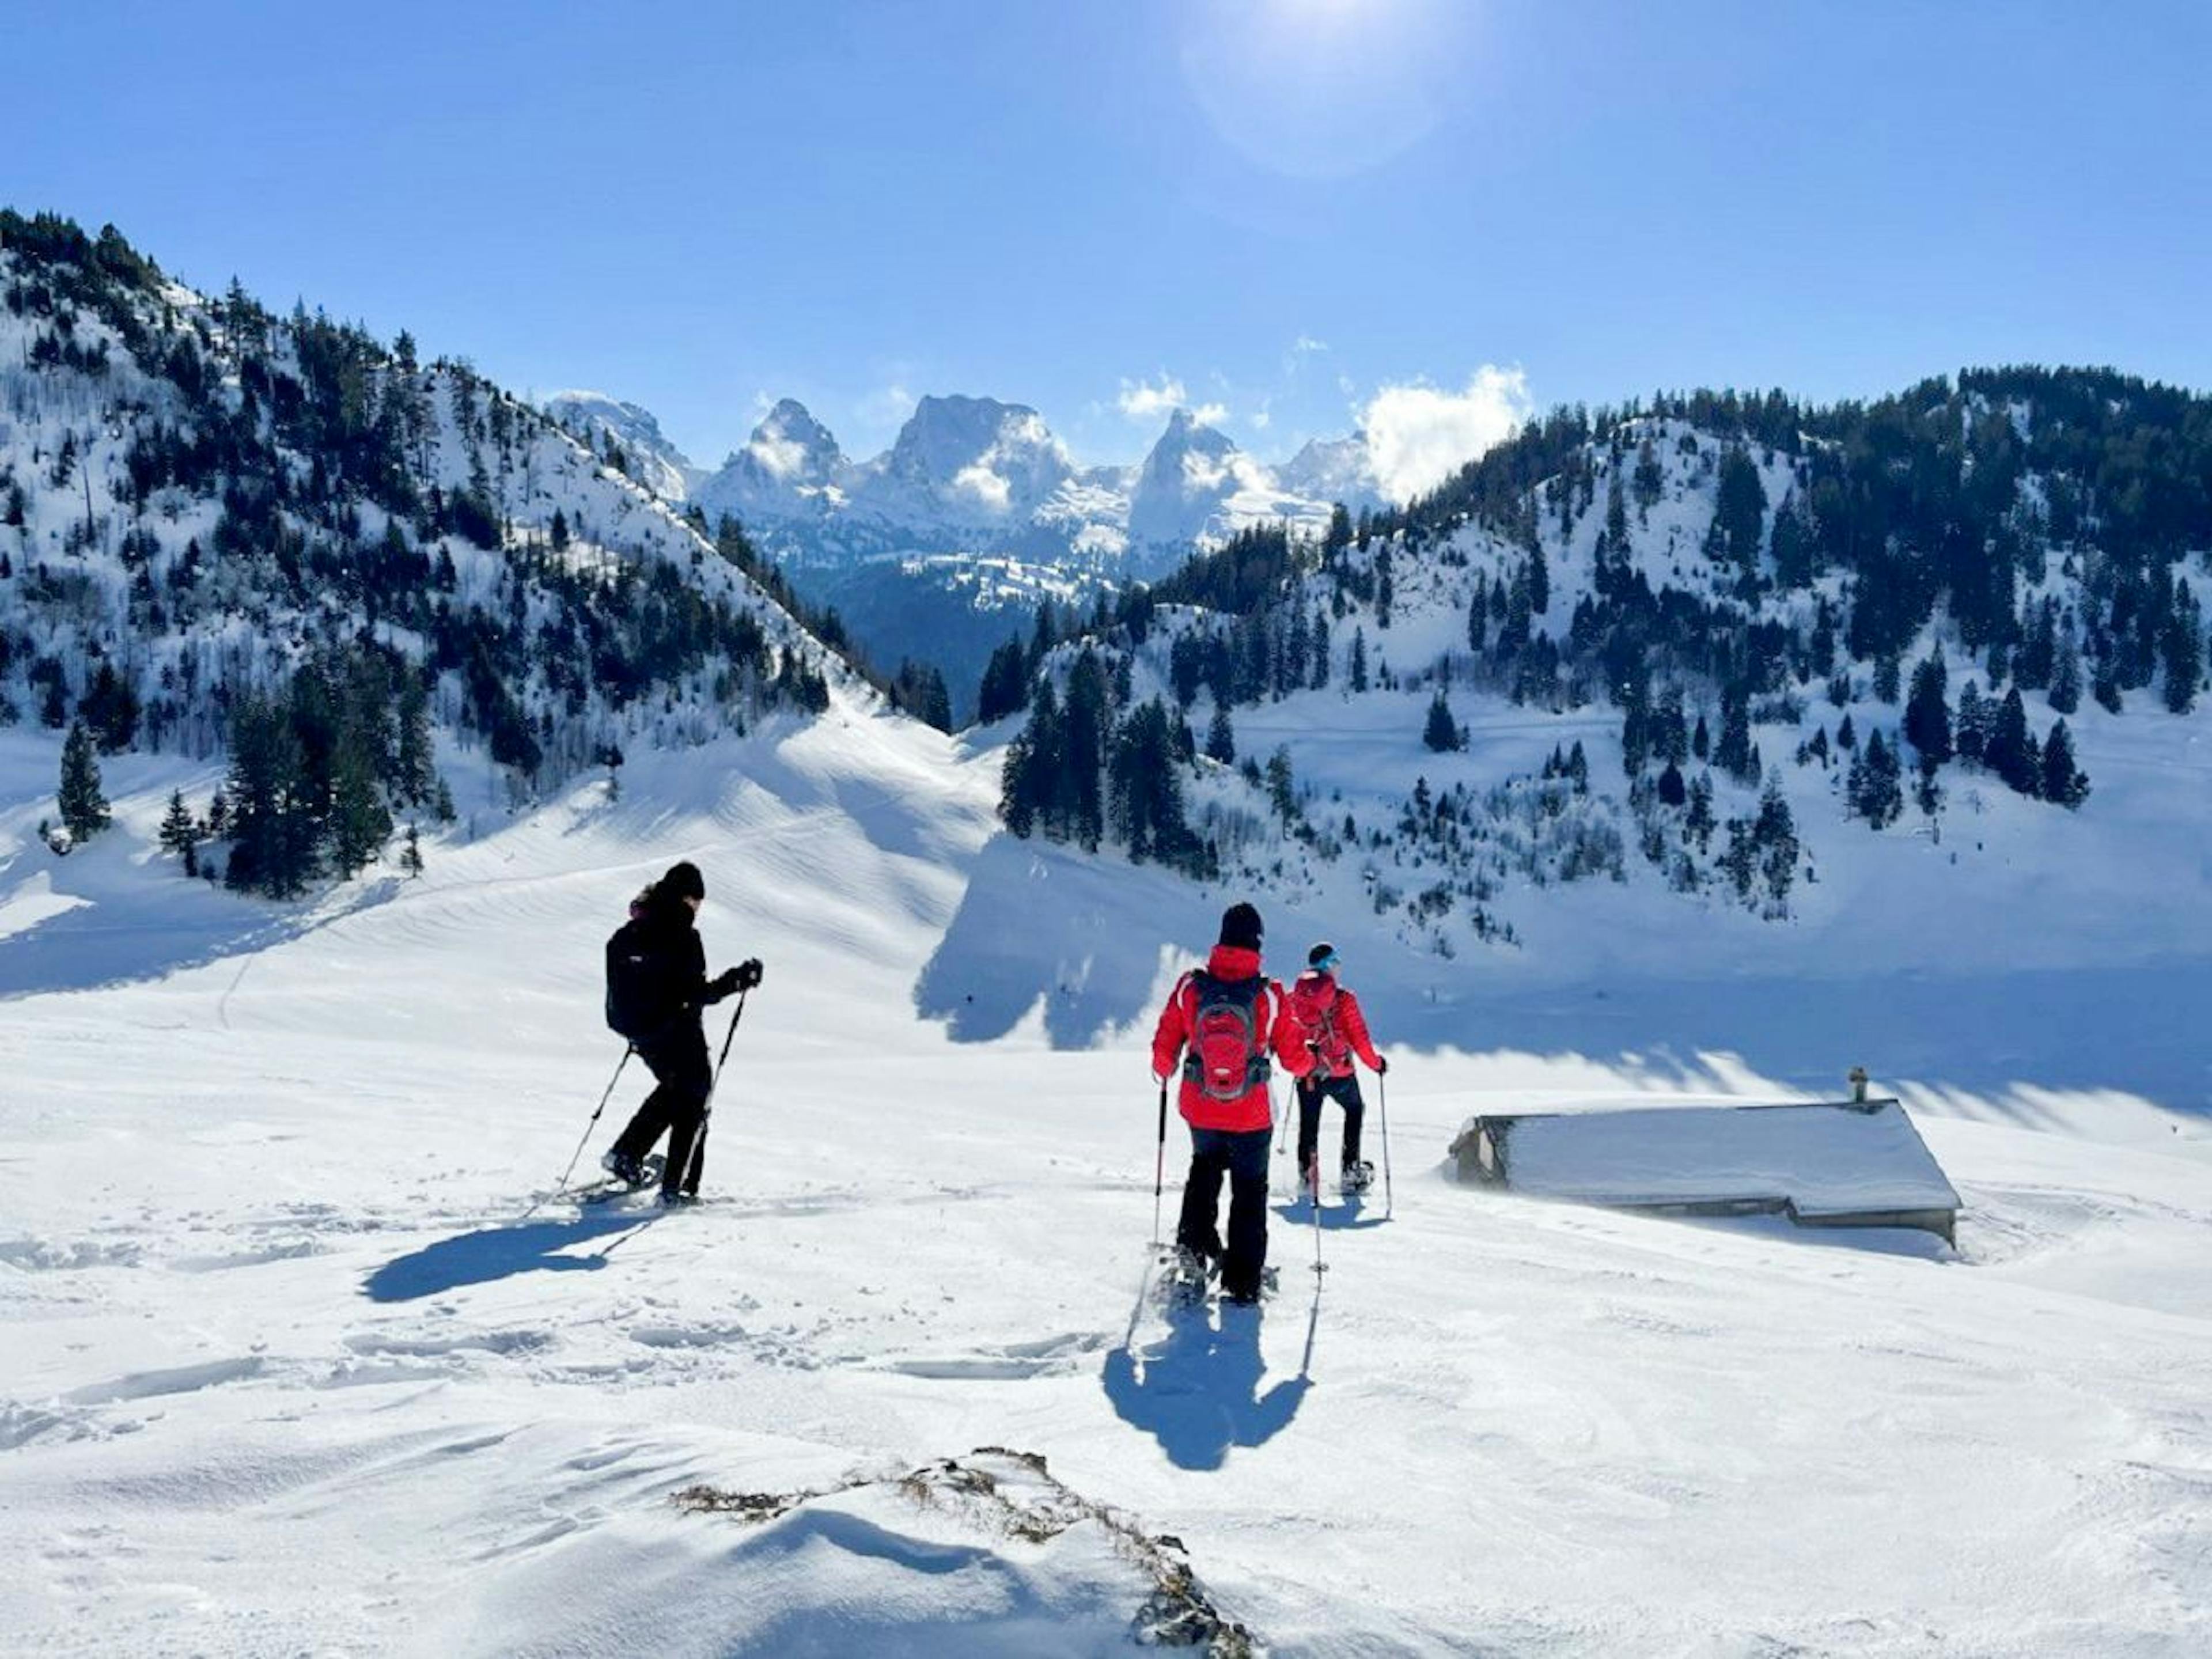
1151, 902, 1315, 1304
1287, 942, 1388, 1196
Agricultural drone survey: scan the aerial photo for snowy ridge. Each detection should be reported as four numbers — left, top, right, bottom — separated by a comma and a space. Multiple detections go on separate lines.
0, 218, 865, 802
694, 394, 1376, 584
541, 389, 707, 503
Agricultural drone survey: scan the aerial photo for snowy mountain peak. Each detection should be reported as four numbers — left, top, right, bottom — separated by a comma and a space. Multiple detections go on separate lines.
741, 397, 846, 486
881, 394, 1074, 518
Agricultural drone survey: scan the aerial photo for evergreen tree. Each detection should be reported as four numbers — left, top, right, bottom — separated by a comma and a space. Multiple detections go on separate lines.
1710, 445, 1766, 584
1527, 545, 1550, 619
1206, 704, 1235, 764
1633, 436, 1663, 514
79, 662, 140, 753
2048, 634, 2082, 715
1835, 713, 1857, 751
400, 824, 425, 877
1656, 760, 1687, 807
1685, 771, 1717, 853
1955, 681, 1988, 764
1714, 687, 1756, 784
57, 722, 109, 842
158, 789, 198, 862
2039, 719, 2090, 808
1349, 627, 1369, 693
1850, 729, 1904, 828
978, 636, 1032, 725
329, 739, 392, 876
2162, 588, 2203, 714
1754, 772, 1799, 906
1422, 690, 1461, 753
1984, 688, 2039, 796
1265, 747, 1297, 825
1903, 652, 1952, 768
1691, 713, 1710, 762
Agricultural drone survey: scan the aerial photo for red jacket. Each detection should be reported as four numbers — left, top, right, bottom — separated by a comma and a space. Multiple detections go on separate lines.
1286, 971, 1382, 1080
1152, 945, 1314, 1131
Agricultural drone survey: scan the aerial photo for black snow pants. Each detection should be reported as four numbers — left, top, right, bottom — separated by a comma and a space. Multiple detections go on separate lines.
1295, 1072, 1366, 1174
611, 1021, 713, 1195
1177, 1126, 1272, 1300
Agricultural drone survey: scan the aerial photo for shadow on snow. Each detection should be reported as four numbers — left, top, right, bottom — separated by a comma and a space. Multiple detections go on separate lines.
362, 1213, 649, 1303
1101, 1301, 1309, 1471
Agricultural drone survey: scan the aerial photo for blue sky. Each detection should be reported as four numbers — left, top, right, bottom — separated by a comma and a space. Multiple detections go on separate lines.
14, 0, 2209, 477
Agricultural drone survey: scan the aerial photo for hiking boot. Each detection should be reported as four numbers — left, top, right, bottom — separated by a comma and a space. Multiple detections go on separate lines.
1341, 1160, 1375, 1194
600, 1149, 645, 1188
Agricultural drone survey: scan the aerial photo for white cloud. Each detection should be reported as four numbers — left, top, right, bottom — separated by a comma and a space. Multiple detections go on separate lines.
1358, 366, 1531, 504
1117, 375, 1189, 421
953, 462, 1013, 513
1190, 400, 1230, 427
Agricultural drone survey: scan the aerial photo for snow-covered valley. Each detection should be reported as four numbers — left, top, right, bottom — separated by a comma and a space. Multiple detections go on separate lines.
3, 692, 2209, 1656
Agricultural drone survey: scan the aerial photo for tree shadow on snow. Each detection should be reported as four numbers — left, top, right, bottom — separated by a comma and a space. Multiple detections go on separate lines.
1101, 1302, 1309, 1471
915, 834, 1219, 1048
362, 1213, 647, 1303
0, 837, 399, 1000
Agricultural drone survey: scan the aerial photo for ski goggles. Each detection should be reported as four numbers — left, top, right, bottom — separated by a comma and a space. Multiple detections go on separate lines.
1312, 950, 1341, 974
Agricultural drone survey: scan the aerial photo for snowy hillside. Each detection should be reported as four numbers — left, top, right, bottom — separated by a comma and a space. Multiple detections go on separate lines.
0, 211, 862, 895
2, 697, 2209, 1655
991, 378, 2212, 997
541, 391, 707, 504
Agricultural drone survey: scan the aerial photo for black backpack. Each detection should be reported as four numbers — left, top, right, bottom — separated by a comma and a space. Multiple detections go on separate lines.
605, 911, 682, 1042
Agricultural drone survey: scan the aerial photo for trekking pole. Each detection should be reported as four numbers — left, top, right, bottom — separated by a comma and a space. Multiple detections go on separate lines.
1151, 1077, 1169, 1249
532, 1044, 634, 1213
1309, 1139, 1327, 1278
680, 990, 749, 1197
1378, 1063, 1395, 1219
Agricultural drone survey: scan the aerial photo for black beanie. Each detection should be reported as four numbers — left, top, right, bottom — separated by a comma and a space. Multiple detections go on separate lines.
662, 861, 705, 903
1308, 942, 1338, 969
1218, 902, 1263, 952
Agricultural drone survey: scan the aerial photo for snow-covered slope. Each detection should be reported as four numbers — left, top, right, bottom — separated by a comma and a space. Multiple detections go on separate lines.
542, 390, 707, 503
1, 707, 2208, 1656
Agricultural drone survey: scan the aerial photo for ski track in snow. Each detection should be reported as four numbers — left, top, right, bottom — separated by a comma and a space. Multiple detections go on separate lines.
1, 719, 2210, 1656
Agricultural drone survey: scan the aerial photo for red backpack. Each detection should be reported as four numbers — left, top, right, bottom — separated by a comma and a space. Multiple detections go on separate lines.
1182, 971, 1272, 1101
1289, 974, 1351, 1075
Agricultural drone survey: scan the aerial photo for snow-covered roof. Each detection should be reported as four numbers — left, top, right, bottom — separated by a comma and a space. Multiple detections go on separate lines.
1454, 1099, 1961, 1237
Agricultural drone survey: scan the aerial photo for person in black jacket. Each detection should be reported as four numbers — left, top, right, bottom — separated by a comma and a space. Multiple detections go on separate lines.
602, 861, 762, 1203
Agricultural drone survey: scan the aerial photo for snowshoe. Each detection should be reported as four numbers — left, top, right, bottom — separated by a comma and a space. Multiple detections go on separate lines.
600, 1148, 648, 1188
1340, 1160, 1375, 1195
660, 1187, 699, 1209
580, 1153, 664, 1202
1165, 1244, 1219, 1308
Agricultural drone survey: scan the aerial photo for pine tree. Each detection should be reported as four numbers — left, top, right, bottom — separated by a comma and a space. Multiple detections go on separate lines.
158, 789, 198, 861
1206, 704, 1235, 764
400, 824, 425, 877
1754, 772, 1798, 907
2162, 588, 2203, 714
1265, 747, 1297, 825
1349, 627, 1369, 694
58, 722, 109, 843
1955, 681, 1988, 764
1985, 688, 2039, 796
1422, 690, 1460, 753
2039, 719, 2090, 808
1903, 652, 1952, 768
1710, 445, 1766, 585
1851, 729, 1903, 828
2048, 634, 2082, 715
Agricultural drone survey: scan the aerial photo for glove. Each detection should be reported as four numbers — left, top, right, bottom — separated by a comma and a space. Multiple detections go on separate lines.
710, 967, 741, 997
1376, 1055, 1389, 1075
734, 957, 765, 991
